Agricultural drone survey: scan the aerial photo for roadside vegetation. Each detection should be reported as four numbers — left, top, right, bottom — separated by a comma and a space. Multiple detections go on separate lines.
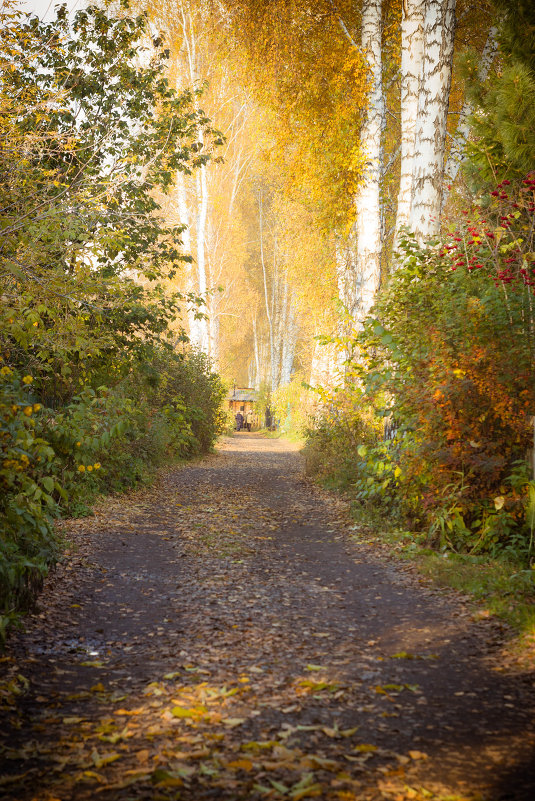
0, 3, 225, 638
300, 2, 535, 636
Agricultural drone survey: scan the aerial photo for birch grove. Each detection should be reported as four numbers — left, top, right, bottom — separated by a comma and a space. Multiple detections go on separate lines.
136, 0, 497, 394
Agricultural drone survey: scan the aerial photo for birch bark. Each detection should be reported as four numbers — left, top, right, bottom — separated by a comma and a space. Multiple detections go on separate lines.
258, 191, 276, 393
175, 169, 203, 348
271, 259, 286, 391
354, 0, 384, 320
195, 154, 210, 353
394, 0, 426, 245
280, 293, 298, 386
309, 339, 338, 388
252, 313, 260, 390
178, 2, 210, 353
409, 0, 457, 241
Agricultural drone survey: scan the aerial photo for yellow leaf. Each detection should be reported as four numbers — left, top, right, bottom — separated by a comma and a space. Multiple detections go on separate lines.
115, 707, 144, 716
302, 755, 338, 771
171, 706, 197, 718
340, 727, 359, 737
408, 750, 428, 761
494, 496, 505, 510
290, 784, 323, 800
91, 749, 121, 768
227, 758, 254, 771
78, 770, 106, 784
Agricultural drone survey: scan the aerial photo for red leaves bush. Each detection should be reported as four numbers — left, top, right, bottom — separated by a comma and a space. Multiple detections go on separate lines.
355, 179, 535, 553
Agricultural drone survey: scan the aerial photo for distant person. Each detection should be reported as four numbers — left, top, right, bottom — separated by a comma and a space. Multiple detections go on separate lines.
235, 411, 243, 431
246, 409, 254, 431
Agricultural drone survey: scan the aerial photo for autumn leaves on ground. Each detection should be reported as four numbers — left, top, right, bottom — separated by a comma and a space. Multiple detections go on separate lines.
1, 434, 534, 801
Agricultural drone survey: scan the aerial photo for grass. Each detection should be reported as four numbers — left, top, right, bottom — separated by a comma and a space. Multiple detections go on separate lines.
416, 551, 535, 631
348, 516, 535, 643
256, 427, 306, 445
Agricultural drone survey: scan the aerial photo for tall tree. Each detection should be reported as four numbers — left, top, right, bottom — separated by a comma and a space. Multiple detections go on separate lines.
409, 0, 457, 240
394, 0, 425, 243
354, 0, 385, 319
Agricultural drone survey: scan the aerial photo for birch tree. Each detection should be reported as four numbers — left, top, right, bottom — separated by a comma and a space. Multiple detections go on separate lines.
353, 0, 385, 320
394, 0, 425, 243
258, 189, 277, 392
409, 0, 457, 240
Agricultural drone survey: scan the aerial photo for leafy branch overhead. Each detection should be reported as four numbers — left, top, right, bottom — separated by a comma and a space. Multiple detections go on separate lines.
1, 1, 223, 285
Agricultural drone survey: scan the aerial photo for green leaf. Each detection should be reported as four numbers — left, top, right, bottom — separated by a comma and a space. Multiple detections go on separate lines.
41, 476, 54, 493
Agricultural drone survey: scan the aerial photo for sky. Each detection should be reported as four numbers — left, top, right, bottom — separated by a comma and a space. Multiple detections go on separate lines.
20, 0, 84, 21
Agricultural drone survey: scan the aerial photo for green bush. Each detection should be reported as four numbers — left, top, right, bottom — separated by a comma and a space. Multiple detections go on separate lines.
0, 4, 227, 640
0, 348, 226, 639
0, 368, 59, 636
306, 179, 535, 562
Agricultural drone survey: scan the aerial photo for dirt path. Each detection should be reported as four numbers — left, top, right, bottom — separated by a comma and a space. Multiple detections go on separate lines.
1, 434, 534, 801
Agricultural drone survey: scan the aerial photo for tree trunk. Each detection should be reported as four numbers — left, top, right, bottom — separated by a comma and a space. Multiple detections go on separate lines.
175, 169, 203, 348
409, 0, 457, 241
354, 0, 384, 320
208, 288, 220, 367
309, 338, 338, 388
280, 291, 298, 386
258, 191, 276, 393
252, 313, 260, 390
394, 0, 426, 246
444, 26, 497, 189
195, 156, 210, 353
272, 265, 286, 391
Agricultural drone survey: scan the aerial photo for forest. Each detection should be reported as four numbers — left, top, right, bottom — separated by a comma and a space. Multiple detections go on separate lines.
1, 0, 535, 627
2, 2, 535, 800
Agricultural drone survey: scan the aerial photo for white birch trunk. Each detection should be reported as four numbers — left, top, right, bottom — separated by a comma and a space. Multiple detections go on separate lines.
195, 156, 210, 354
208, 290, 219, 367
443, 26, 497, 189
252, 314, 261, 390
280, 293, 298, 386
175, 170, 203, 348
272, 267, 285, 391
409, 0, 457, 241
309, 339, 338, 388
354, 0, 384, 320
258, 192, 276, 394
176, 3, 210, 354
394, 0, 426, 245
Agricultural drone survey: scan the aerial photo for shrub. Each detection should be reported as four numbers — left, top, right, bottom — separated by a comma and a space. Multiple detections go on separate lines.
0, 367, 59, 635
307, 178, 535, 562
0, 347, 226, 639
